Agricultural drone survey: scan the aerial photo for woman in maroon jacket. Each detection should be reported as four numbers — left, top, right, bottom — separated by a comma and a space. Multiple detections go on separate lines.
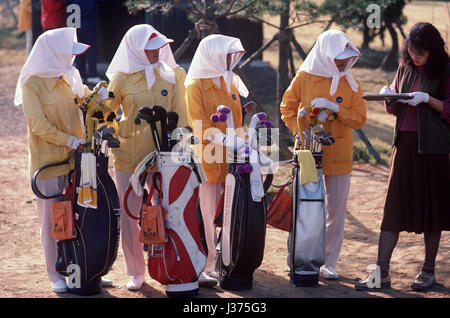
356, 22, 450, 292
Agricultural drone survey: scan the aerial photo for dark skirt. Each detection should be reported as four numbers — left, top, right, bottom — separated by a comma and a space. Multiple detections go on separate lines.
381, 131, 450, 234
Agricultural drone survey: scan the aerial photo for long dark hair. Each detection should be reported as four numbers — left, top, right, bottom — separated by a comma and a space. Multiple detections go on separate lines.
400, 22, 449, 78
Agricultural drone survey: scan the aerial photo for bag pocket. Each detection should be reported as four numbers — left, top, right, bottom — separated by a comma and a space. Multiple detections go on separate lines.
50, 200, 76, 240
140, 205, 168, 244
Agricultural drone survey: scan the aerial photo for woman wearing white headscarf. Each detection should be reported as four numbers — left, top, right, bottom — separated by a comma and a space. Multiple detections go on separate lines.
185, 34, 248, 286
280, 30, 366, 280
106, 24, 188, 290
15, 27, 110, 293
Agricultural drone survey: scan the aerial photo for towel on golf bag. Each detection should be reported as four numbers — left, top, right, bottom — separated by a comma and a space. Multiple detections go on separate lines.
288, 153, 326, 287
77, 153, 98, 209
295, 150, 317, 185
215, 164, 272, 291
145, 152, 207, 297
55, 151, 120, 296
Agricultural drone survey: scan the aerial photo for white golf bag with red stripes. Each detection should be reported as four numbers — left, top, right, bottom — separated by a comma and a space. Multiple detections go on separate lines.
141, 151, 206, 297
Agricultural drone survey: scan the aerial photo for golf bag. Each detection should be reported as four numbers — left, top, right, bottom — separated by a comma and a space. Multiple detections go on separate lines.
32, 151, 121, 295
214, 164, 273, 291
288, 152, 326, 287
125, 151, 207, 297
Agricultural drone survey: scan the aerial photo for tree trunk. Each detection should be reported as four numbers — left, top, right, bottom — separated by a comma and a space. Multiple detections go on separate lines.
361, 26, 371, 51
380, 15, 399, 71
277, 0, 292, 141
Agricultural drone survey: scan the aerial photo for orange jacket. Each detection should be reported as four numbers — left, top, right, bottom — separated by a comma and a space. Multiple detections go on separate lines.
280, 71, 366, 175
18, 0, 32, 31
186, 77, 243, 184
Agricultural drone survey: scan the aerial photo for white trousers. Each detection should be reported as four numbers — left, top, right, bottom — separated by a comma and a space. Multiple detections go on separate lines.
35, 176, 69, 283
114, 169, 153, 277
323, 173, 351, 269
199, 183, 224, 273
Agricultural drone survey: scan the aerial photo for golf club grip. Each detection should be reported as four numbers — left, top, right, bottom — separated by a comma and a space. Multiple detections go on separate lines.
31, 159, 71, 199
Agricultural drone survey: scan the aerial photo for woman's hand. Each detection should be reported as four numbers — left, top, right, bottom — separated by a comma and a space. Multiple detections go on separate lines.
311, 98, 340, 113
379, 85, 396, 95
398, 92, 429, 106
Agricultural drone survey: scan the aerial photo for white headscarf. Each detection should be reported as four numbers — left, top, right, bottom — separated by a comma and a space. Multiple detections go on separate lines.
106, 24, 177, 90
185, 34, 249, 98
299, 30, 360, 96
14, 27, 86, 106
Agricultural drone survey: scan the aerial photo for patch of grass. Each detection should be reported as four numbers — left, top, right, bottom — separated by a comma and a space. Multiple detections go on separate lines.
353, 138, 392, 166
0, 26, 26, 67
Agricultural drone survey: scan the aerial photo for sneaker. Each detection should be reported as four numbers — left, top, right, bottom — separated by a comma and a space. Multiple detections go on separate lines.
354, 273, 391, 290
320, 266, 339, 280
207, 271, 219, 279
86, 77, 103, 85
52, 279, 68, 293
101, 277, 113, 287
126, 275, 145, 291
198, 272, 217, 287
411, 270, 435, 291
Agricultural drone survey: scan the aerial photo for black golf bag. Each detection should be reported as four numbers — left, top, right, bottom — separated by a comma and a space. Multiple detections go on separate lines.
214, 163, 273, 291
288, 152, 326, 287
32, 151, 120, 295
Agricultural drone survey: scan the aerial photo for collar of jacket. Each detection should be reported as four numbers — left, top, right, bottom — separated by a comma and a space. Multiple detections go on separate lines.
129, 68, 161, 85
43, 75, 70, 92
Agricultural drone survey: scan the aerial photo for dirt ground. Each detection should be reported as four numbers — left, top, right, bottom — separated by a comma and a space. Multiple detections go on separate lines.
0, 64, 449, 300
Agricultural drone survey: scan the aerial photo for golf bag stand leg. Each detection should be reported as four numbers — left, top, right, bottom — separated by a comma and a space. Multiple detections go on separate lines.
288, 153, 326, 287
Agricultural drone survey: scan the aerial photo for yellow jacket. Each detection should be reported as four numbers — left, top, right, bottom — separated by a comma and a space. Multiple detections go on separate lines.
108, 66, 188, 173
21, 76, 87, 179
280, 71, 366, 175
186, 77, 243, 184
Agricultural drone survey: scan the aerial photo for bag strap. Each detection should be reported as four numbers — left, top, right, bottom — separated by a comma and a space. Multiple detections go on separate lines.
145, 172, 162, 206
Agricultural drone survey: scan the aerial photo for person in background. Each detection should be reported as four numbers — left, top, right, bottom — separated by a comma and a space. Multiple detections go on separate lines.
105, 24, 188, 291
355, 22, 450, 292
14, 27, 111, 293
41, 0, 66, 31
280, 30, 366, 280
18, 0, 32, 56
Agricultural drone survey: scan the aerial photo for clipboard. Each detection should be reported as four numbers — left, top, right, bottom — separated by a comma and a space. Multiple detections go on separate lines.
363, 93, 413, 101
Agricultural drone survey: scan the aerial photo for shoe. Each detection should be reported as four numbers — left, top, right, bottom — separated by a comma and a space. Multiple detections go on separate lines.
101, 277, 113, 287
198, 272, 217, 287
86, 77, 103, 85
411, 270, 435, 291
207, 271, 219, 279
354, 273, 391, 290
52, 279, 68, 293
126, 275, 145, 291
320, 266, 339, 280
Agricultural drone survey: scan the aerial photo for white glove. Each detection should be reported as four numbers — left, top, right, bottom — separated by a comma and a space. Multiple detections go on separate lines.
66, 136, 85, 150
96, 86, 109, 103
298, 107, 308, 118
311, 98, 340, 113
209, 133, 246, 151
317, 110, 329, 122
398, 92, 429, 106
379, 85, 396, 94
